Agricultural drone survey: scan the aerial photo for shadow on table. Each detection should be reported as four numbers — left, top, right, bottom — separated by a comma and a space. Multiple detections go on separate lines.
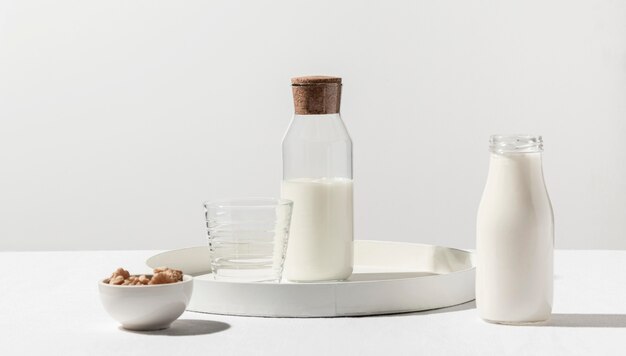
533, 314, 626, 328
121, 319, 231, 336
359, 300, 626, 328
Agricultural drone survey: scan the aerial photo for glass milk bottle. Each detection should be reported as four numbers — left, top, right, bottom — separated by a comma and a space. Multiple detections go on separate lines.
476, 135, 554, 323
281, 76, 353, 282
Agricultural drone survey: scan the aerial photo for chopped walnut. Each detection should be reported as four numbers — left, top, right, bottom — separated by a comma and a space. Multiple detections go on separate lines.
106, 268, 131, 285
113, 268, 130, 279
138, 275, 150, 285
109, 275, 125, 285
149, 267, 183, 285
103, 267, 183, 286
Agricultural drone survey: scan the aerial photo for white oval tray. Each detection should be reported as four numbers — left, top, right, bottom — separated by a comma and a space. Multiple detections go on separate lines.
146, 240, 475, 317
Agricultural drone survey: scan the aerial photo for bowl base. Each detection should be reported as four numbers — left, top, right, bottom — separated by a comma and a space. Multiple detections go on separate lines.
121, 323, 172, 331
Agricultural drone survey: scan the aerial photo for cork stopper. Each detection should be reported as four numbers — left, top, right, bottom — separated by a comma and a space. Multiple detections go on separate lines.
291, 76, 342, 115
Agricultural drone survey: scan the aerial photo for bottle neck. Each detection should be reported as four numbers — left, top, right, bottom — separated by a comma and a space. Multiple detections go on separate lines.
487, 151, 544, 188
294, 113, 342, 120
487, 135, 545, 182
489, 135, 543, 154
482, 135, 551, 207
283, 113, 351, 180
489, 151, 543, 163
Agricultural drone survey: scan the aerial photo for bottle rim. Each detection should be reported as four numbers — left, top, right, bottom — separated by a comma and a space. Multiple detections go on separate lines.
489, 135, 543, 154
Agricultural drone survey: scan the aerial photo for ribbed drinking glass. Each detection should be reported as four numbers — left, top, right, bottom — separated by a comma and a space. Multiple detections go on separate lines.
204, 198, 293, 282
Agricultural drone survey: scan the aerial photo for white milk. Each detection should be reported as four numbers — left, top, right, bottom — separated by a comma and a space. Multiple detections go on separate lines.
476, 151, 554, 323
281, 178, 353, 282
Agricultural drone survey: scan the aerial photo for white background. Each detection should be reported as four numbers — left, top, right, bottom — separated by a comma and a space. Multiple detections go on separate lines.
1, 0, 625, 251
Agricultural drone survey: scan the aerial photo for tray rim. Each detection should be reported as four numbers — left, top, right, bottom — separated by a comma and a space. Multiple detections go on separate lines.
146, 240, 475, 285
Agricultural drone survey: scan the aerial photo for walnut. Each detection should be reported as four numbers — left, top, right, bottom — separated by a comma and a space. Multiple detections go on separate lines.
109, 275, 125, 285
148, 272, 169, 285
106, 268, 131, 285
149, 267, 183, 285
138, 275, 150, 285
103, 267, 182, 286
113, 268, 130, 280
128, 277, 142, 285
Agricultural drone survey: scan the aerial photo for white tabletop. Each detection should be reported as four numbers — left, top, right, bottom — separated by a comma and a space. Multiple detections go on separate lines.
2, 250, 625, 356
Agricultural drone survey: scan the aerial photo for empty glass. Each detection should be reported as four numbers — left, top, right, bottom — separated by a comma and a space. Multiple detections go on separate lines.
204, 198, 293, 282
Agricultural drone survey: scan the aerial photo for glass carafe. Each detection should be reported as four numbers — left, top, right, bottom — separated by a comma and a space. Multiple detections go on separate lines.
281, 76, 353, 282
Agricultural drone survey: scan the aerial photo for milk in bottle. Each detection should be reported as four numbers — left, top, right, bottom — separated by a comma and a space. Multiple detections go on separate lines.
476, 135, 554, 323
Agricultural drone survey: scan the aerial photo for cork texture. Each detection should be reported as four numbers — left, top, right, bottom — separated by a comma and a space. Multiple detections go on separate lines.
291, 76, 342, 85
291, 76, 342, 115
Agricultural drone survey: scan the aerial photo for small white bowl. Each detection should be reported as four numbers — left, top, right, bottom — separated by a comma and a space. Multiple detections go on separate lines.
99, 275, 194, 331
